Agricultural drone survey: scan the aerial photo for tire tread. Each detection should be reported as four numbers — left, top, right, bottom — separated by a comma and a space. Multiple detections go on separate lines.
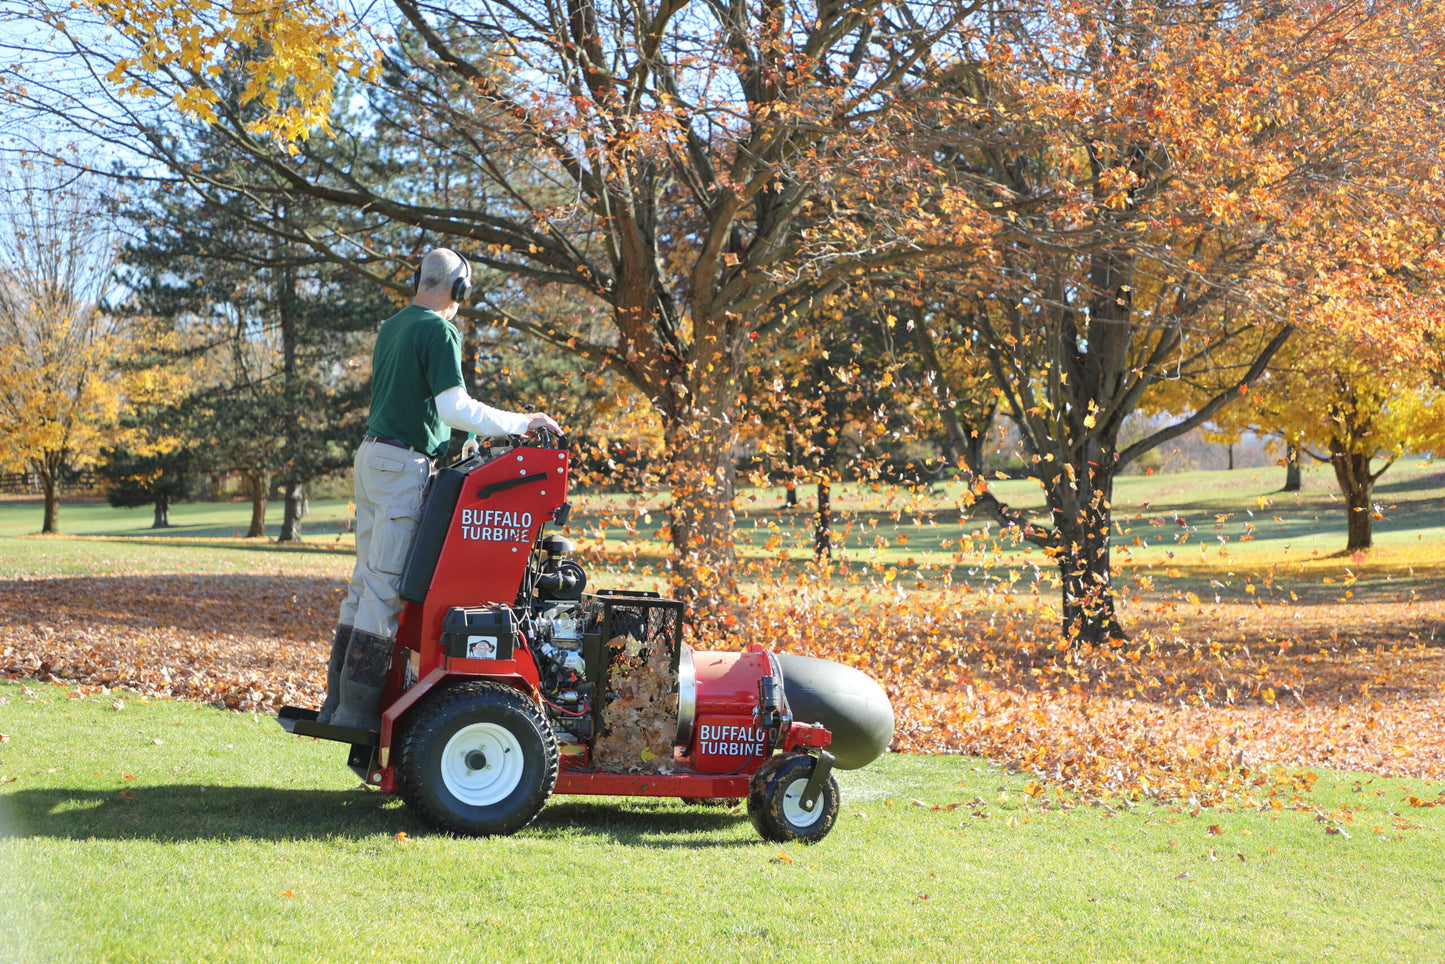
397, 680, 558, 836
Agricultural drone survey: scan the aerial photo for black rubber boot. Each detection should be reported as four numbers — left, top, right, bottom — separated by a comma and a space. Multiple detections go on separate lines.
328, 629, 395, 733
315, 623, 352, 725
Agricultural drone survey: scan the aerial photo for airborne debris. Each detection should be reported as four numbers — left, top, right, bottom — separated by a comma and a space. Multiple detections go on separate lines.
3, 525, 1445, 806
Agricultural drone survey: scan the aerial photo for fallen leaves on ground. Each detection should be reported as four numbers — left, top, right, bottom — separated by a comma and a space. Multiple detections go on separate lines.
774, 588, 1445, 803
0, 573, 335, 711
2, 570, 1444, 804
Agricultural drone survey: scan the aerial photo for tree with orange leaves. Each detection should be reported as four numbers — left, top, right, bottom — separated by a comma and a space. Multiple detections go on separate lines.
900, 0, 1445, 643
2, 0, 976, 616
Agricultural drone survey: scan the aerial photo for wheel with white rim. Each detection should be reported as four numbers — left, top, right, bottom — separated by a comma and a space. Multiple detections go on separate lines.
747, 752, 839, 844
439, 722, 526, 806
398, 681, 558, 836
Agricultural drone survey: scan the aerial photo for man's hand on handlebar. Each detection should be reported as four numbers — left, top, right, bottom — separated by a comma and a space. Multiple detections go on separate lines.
526, 412, 562, 435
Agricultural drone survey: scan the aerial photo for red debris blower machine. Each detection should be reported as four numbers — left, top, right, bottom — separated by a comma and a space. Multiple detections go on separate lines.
279, 433, 894, 843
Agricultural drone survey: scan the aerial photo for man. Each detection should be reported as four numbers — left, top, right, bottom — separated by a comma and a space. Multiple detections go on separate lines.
319, 247, 561, 732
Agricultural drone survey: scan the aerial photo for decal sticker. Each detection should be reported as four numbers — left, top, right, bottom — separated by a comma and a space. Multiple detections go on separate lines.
459, 508, 534, 542
466, 635, 499, 659
697, 723, 767, 757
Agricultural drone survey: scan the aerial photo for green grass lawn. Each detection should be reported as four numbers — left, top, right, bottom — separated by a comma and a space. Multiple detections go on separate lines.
5, 458, 1443, 592
0, 499, 357, 579
2, 680, 1442, 963
3, 468, 1445, 960
551, 459, 1445, 603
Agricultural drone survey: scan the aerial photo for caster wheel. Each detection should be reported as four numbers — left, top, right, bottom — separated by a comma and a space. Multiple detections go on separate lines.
747, 752, 839, 844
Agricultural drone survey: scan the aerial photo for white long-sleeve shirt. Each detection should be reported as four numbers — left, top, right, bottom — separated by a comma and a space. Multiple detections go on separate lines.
434, 385, 533, 438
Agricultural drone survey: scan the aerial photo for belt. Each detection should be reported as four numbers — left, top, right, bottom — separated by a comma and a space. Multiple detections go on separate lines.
364, 435, 426, 455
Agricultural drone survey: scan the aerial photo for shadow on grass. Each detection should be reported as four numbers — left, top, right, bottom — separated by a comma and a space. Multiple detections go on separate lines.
0, 785, 749, 846
533, 798, 753, 849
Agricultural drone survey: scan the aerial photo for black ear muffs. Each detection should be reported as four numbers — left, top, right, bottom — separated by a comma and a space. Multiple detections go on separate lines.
451, 255, 472, 304
412, 253, 473, 304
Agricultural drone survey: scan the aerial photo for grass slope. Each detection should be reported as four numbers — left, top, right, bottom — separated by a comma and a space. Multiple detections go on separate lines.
2, 682, 1442, 963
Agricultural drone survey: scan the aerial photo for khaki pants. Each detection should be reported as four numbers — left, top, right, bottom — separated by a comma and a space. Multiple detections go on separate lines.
337, 438, 431, 638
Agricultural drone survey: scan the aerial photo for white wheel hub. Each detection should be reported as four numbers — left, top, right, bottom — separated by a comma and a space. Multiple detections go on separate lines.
440, 722, 525, 806
781, 776, 824, 828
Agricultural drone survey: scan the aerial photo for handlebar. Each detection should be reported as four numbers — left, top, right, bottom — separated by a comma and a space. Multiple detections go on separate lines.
530, 426, 569, 450
443, 429, 569, 471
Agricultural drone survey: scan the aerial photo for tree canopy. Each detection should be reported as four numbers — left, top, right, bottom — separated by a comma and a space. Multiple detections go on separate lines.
2, 0, 1443, 639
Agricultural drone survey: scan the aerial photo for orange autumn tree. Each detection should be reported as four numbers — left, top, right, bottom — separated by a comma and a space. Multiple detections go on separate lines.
5, 0, 978, 615
897, 0, 1445, 643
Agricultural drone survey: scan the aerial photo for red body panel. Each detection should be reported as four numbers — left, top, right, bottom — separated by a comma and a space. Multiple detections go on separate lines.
554, 772, 750, 798
404, 447, 568, 680
684, 651, 769, 772
691, 651, 771, 715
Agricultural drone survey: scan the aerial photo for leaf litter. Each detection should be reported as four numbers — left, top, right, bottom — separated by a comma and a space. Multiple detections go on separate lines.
3, 567, 1444, 805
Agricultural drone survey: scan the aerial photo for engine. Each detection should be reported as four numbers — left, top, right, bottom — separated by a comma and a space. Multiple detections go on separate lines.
533, 602, 595, 740
523, 536, 891, 775
529, 567, 694, 771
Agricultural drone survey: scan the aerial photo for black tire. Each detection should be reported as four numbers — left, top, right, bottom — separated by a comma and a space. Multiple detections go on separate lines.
397, 681, 558, 836
747, 752, 839, 844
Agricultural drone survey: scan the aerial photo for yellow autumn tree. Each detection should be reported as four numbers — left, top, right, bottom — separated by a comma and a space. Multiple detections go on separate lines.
0, 165, 169, 532
72, 0, 375, 143
1184, 329, 1445, 552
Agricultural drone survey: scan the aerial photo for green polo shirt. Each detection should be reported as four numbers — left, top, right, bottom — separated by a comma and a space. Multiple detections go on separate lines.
366, 305, 466, 459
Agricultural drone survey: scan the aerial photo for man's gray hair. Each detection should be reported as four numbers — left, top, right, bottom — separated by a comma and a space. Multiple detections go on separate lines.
417, 248, 467, 294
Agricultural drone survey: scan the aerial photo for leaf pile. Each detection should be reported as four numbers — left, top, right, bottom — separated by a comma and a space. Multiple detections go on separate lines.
763, 587, 1445, 804
0, 573, 337, 711
591, 632, 679, 774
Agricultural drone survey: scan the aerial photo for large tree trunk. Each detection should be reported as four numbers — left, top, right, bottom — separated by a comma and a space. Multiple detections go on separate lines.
279, 480, 306, 543
965, 431, 987, 479
275, 258, 305, 544
1283, 440, 1302, 492
38, 464, 59, 534
244, 470, 270, 538
1329, 442, 1374, 551
783, 424, 798, 508
1049, 460, 1126, 645
151, 494, 171, 529
664, 413, 738, 622
814, 476, 832, 561
1049, 245, 1132, 646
